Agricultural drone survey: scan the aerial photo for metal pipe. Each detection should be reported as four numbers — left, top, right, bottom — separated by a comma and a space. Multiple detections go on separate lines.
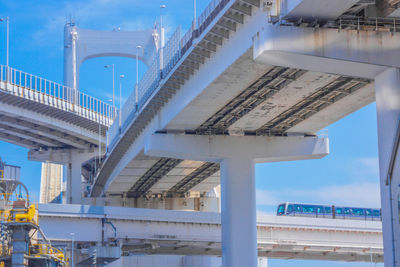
0, 17, 9, 68
6, 17, 8, 68
99, 122, 101, 163
70, 233, 75, 267
160, 5, 166, 70
119, 75, 125, 129
135, 46, 142, 110
193, 0, 197, 29
104, 64, 115, 118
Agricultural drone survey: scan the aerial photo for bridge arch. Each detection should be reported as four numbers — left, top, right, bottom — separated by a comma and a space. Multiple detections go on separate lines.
64, 21, 159, 90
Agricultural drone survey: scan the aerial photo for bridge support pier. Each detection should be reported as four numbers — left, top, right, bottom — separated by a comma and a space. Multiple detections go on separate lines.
29, 149, 94, 204
221, 157, 257, 267
145, 134, 329, 267
375, 68, 400, 267
67, 151, 93, 204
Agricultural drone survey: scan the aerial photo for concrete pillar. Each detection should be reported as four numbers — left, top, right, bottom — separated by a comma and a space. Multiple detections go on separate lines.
221, 157, 257, 267
145, 134, 328, 267
375, 68, 400, 267
66, 151, 95, 204
67, 155, 83, 204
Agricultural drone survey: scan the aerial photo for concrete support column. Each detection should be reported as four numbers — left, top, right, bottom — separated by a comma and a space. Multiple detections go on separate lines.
375, 68, 400, 267
67, 154, 83, 204
220, 157, 257, 267
66, 151, 94, 204
29, 148, 94, 204
145, 134, 328, 267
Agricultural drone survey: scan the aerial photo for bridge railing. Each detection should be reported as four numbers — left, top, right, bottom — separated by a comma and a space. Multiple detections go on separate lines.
0, 65, 116, 126
107, 0, 233, 148
197, 0, 227, 34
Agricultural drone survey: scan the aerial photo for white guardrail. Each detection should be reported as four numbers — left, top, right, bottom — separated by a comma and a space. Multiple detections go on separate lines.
0, 65, 116, 127
108, 0, 231, 149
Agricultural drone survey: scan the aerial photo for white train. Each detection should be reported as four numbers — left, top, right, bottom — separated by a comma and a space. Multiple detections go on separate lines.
277, 202, 381, 221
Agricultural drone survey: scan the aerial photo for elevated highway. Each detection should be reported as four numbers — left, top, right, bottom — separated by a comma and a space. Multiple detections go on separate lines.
83, 0, 400, 265
0, 0, 397, 265
38, 203, 383, 263
0, 65, 114, 151
0, 65, 115, 203
92, 0, 376, 201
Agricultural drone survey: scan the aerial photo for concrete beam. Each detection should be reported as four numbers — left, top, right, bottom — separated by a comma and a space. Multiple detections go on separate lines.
0, 132, 39, 149
0, 122, 66, 148
28, 148, 94, 165
281, 0, 360, 21
145, 134, 329, 163
0, 115, 93, 149
0, 102, 100, 145
253, 26, 400, 79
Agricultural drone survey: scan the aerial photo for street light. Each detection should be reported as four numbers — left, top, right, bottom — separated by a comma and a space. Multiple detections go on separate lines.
0, 16, 9, 81
70, 233, 75, 267
119, 74, 125, 128
160, 5, 166, 70
135, 46, 142, 110
193, 0, 197, 29
104, 64, 115, 118
0, 16, 9, 67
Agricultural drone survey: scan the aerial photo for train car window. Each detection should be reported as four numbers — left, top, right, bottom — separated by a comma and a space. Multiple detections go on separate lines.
294, 204, 302, 213
366, 209, 372, 216
277, 204, 285, 215
344, 208, 352, 215
288, 204, 294, 213
303, 205, 315, 213
336, 208, 343, 214
352, 208, 364, 216
324, 206, 332, 214
373, 209, 381, 217
316, 206, 324, 214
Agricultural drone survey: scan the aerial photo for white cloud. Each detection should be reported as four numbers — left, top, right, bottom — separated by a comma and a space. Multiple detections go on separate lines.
257, 182, 381, 210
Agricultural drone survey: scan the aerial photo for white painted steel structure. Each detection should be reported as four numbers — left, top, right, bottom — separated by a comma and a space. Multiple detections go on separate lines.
38, 204, 383, 263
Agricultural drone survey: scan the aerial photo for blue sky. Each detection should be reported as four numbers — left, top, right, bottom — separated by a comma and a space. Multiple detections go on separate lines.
0, 0, 382, 266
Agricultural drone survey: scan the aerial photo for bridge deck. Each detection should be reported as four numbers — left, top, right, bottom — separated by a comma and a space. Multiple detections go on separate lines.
39, 203, 383, 262
0, 65, 115, 150
93, 0, 375, 199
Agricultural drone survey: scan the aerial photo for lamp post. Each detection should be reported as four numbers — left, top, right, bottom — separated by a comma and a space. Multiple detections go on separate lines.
135, 46, 142, 111
104, 64, 115, 118
193, 0, 197, 29
119, 74, 125, 128
0, 17, 9, 67
0, 16, 9, 81
160, 5, 166, 70
70, 233, 75, 267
